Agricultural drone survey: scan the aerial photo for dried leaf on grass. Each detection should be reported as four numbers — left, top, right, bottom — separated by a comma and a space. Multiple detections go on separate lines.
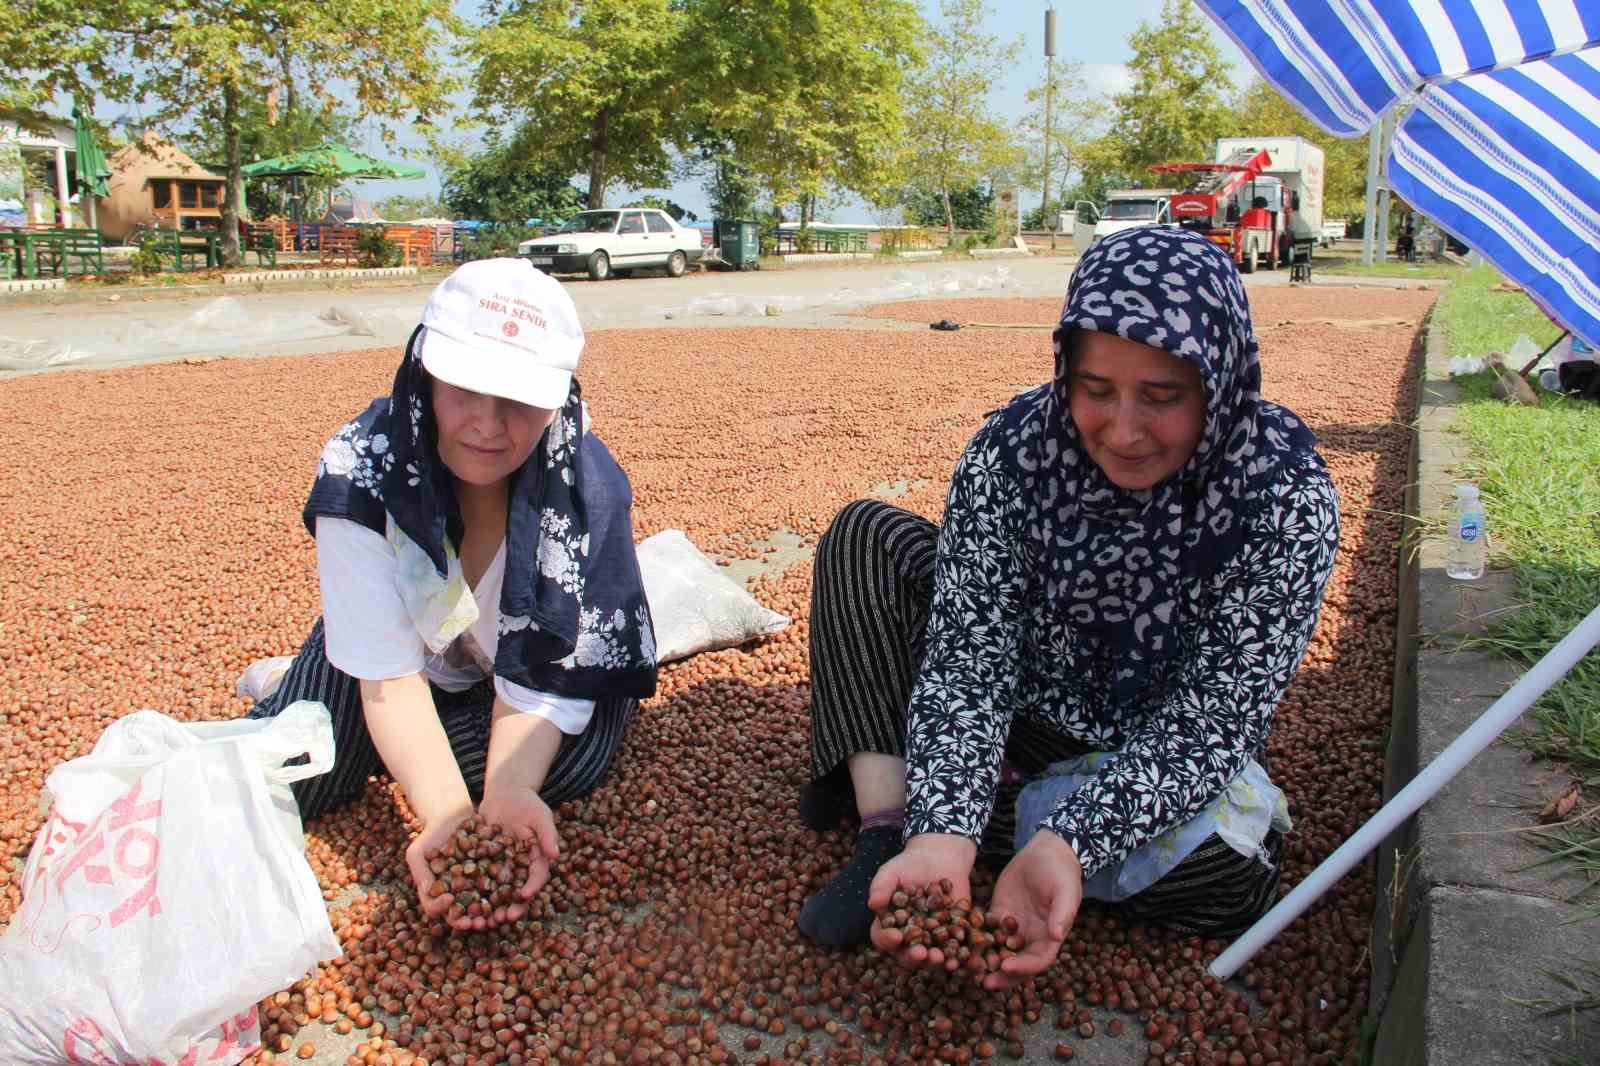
1541, 782, 1583, 824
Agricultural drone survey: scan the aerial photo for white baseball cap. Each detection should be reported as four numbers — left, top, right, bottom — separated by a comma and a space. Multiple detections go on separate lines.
418, 257, 584, 410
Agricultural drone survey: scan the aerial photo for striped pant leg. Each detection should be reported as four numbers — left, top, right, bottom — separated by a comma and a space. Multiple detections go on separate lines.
807, 499, 940, 787
1111, 831, 1283, 937
245, 617, 379, 821
433, 687, 638, 807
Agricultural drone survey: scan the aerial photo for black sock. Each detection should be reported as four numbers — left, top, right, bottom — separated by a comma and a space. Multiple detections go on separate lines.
798, 824, 904, 947
797, 779, 852, 831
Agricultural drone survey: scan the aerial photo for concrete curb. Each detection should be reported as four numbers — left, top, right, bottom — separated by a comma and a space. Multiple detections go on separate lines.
0, 277, 65, 294
969, 247, 1033, 259
1367, 315, 1600, 1063
777, 252, 876, 264
222, 266, 419, 285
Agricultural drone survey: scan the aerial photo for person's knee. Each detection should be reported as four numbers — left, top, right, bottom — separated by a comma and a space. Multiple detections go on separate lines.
817, 498, 904, 570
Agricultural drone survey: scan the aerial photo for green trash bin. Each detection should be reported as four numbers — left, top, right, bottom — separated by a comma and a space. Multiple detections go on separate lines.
713, 218, 761, 271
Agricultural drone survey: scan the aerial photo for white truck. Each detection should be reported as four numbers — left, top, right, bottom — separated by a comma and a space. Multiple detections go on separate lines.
1210, 136, 1325, 264
1150, 136, 1326, 273
1070, 188, 1178, 252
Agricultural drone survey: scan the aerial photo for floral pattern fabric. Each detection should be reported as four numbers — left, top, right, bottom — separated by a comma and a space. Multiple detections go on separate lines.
303, 325, 656, 702
903, 431, 1337, 877
902, 227, 1338, 879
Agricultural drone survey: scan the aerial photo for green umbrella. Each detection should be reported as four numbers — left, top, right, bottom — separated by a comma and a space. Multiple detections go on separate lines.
72, 99, 111, 230
241, 141, 426, 180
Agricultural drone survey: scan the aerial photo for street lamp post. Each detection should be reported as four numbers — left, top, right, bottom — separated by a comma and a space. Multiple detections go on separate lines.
1044, 7, 1056, 249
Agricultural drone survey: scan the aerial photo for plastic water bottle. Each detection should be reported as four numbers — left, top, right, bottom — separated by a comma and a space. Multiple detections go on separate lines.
1447, 483, 1486, 580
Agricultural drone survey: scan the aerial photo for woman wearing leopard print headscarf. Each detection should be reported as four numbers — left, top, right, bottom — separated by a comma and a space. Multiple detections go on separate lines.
797, 227, 1339, 987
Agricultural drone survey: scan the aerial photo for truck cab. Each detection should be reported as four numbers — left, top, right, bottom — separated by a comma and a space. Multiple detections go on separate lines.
1072, 189, 1177, 252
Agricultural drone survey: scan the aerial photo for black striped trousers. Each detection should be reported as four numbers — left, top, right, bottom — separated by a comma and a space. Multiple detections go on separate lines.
807, 499, 1281, 937
246, 618, 636, 821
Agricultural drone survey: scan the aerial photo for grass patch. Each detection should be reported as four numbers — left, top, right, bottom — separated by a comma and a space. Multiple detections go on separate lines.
1436, 263, 1566, 358
1317, 258, 1465, 280
1441, 265, 1600, 918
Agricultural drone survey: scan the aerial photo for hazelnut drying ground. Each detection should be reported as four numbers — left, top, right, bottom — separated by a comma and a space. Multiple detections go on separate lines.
0, 286, 1434, 1066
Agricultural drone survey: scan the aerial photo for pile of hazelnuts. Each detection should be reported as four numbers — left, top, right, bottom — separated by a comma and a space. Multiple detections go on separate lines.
872, 879, 1023, 977
422, 816, 534, 928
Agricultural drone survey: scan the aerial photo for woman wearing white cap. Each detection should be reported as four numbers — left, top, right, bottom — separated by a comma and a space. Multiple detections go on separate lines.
247, 258, 657, 927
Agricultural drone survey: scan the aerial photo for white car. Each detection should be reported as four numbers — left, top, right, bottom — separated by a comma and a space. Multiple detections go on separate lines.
518, 208, 706, 280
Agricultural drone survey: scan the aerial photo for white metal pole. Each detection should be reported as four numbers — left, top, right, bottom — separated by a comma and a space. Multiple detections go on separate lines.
54, 146, 71, 227
1361, 124, 1381, 266
1209, 602, 1600, 980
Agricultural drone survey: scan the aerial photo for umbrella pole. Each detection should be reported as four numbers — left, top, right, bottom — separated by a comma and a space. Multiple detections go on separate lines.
1208, 601, 1600, 981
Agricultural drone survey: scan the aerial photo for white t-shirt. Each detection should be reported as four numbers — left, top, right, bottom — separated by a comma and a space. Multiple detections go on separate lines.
316, 516, 595, 734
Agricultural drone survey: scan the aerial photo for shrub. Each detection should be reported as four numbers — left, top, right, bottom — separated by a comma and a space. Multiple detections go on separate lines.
130, 238, 165, 276
355, 229, 400, 269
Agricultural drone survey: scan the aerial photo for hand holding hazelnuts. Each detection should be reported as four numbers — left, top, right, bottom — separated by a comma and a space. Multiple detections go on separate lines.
870, 878, 1024, 979
414, 816, 540, 931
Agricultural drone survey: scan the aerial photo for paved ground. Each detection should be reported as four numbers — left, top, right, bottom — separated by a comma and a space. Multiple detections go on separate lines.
0, 254, 1348, 376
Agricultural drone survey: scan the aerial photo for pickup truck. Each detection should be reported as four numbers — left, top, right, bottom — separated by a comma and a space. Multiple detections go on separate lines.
518, 208, 706, 280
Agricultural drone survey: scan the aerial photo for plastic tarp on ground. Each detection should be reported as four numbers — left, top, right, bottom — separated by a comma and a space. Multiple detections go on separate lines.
657, 265, 1018, 320
1197, 0, 1600, 348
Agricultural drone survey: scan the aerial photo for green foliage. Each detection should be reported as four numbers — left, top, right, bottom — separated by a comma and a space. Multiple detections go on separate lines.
1022, 199, 1063, 231
623, 195, 696, 222
1020, 60, 1110, 205
354, 228, 400, 268
1106, 0, 1235, 177
692, 139, 760, 221
376, 195, 448, 222
900, 0, 1022, 236
902, 184, 992, 231
129, 237, 165, 276
191, 95, 358, 220
441, 136, 584, 224
7, 0, 460, 265
683, 0, 924, 215
1226, 77, 1368, 219
461, 224, 542, 262
470, 0, 686, 210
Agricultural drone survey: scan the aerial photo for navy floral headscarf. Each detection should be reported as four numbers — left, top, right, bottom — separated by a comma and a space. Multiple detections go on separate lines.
1001, 226, 1321, 694
303, 326, 657, 700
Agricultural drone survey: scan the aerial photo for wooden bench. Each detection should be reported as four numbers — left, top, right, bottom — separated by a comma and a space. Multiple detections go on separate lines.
384, 225, 433, 267
34, 228, 105, 275
318, 226, 361, 266
130, 227, 219, 272
243, 224, 279, 268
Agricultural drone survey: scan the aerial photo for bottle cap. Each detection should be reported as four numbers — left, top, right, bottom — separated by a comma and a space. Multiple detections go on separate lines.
1455, 483, 1480, 497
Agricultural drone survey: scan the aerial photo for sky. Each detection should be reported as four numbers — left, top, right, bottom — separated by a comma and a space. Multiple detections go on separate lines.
122, 1, 1253, 222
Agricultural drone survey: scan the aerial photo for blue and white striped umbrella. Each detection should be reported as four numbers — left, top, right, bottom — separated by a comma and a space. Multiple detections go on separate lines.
1197, 0, 1600, 347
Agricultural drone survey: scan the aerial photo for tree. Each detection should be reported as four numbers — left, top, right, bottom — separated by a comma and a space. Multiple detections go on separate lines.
900, 0, 1023, 240
902, 183, 992, 231
622, 195, 696, 222
1106, 0, 1234, 178
377, 194, 448, 221
6, 0, 459, 264
441, 135, 584, 223
470, 0, 687, 211
190, 93, 358, 220
683, 0, 923, 225
1019, 60, 1109, 219
1228, 77, 1368, 219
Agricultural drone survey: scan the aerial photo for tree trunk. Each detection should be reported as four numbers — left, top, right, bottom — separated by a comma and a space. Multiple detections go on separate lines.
221, 80, 242, 267
941, 185, 955, 241
586, 108, 610, 210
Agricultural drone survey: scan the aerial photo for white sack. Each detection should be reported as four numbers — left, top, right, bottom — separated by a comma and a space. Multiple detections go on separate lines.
637, 529, 790, 663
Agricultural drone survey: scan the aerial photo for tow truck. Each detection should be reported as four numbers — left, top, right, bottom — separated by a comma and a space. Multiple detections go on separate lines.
1151, 140, 1320, 274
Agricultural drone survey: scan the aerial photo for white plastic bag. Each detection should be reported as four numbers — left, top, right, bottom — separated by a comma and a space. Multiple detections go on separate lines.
0, 701, 342, 1064
636, 529, 790, 663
